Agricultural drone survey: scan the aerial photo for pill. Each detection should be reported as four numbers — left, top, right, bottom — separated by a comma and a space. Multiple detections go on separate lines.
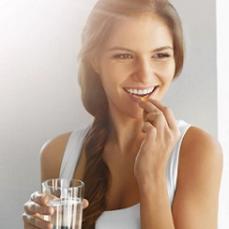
140, 95, 149, 102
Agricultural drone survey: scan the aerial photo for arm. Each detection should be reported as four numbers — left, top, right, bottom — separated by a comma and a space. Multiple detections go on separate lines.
23, 133, 71, 229
138, 127, 223, 229
139, 174, 175, 229
172, 127, 223, 229
135, 99, 223, 229
23, 132, 89, 229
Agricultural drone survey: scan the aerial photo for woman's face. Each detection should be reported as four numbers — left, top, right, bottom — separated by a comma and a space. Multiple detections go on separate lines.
94, 14, 175, 119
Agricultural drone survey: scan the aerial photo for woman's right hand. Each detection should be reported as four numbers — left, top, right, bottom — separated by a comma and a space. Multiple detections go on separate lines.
23, 191, 89, 229
23, 191, 54, 229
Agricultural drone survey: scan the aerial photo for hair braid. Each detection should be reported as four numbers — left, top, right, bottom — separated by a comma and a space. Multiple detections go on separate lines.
82, 118, 110, 228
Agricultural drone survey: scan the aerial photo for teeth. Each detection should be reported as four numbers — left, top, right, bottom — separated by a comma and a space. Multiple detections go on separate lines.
147, 88, 152, 94
126, 87, 155, 96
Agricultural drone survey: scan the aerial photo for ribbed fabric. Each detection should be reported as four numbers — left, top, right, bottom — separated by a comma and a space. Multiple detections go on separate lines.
59, 120, 191, 229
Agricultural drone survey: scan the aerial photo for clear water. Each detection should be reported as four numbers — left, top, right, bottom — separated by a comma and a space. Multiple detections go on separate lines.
48, 198, 83, 229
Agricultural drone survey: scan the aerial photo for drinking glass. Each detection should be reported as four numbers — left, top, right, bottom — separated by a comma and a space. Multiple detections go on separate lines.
42, 178, 85, 229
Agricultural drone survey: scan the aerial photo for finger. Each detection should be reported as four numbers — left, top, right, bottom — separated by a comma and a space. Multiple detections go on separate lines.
144, 111, 167, 130
24, 201, 54, 215
139, 100, 166, 121
25, 224, 38, 229
140, 99, 177, 130
142, 121, 157, 136
140, 102, 168, 131
24, 222, 38, 229
149, 99, 176, 128
31, 192, 56, 206
82, 199, 89, 209
139, 99, 157, 113
30, 192, 49, 205
140, 123, 157, 150
23, 213, 52, 229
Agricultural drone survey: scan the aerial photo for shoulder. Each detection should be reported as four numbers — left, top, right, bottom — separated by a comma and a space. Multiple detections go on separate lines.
40, 126, 91, 182
179, 126, 223, 175
172, 126, 223, 226
177, 126, 223, 188
40, 132, 72, 182
174, 126, 223, 201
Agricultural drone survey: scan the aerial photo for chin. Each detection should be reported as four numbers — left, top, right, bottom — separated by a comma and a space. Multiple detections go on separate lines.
126, 108, 144, 120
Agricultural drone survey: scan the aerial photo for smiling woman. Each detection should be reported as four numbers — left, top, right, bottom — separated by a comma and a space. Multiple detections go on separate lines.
20, 0, 222, 229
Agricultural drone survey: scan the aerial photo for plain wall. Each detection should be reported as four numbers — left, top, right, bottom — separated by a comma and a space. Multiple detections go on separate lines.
217, 0, 229, 228
0, 0, 217, 228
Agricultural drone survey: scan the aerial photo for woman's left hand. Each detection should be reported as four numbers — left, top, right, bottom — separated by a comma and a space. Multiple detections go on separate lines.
134, 99, 180, 183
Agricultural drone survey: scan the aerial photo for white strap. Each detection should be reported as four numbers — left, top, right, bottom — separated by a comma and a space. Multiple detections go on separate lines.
59, 126, 90, 180
166, 120, 191, 202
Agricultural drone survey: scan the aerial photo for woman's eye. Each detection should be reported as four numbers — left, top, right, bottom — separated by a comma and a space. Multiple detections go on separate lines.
152, 53, 171, 60
112, 53, 133, 60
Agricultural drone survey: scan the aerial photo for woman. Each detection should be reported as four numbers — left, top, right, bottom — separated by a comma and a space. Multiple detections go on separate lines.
23, 0, 223, 228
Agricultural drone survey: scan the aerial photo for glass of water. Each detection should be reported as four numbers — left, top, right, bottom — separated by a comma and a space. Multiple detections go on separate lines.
41, 178, 85, 229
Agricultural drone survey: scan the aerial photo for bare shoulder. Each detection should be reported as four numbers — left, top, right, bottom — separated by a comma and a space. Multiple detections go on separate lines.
176, 126, 223, 190
40, 132, 71, 182
172, 126, 223, 227
179, 126, 223, 177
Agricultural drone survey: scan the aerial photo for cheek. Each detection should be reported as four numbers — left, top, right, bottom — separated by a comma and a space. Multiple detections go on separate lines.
100, 61, 131, 86
108, 61, 133, 76
154, 61, 175, 82
99, 70, 121, 97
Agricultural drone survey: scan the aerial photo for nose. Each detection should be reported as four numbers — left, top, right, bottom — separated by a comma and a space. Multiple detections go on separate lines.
133, 57, 154, 83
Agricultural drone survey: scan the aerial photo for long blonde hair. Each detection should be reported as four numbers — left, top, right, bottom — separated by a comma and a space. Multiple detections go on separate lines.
78, 0, 184, 228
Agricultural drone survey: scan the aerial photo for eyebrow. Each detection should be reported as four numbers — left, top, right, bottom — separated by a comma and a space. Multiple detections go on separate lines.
107, 46, 173, 53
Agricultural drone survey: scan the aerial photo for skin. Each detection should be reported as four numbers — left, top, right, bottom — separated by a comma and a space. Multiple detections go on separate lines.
23, 13, 223, 229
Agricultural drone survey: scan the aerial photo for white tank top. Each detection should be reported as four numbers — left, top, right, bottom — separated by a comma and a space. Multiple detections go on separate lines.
59, 120, 191, 229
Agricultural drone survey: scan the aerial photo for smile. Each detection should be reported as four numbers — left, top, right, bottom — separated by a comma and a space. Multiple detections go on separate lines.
124, 86, 159, 97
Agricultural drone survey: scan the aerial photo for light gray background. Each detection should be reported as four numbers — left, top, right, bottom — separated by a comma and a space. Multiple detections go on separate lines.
0, 0, 217, 228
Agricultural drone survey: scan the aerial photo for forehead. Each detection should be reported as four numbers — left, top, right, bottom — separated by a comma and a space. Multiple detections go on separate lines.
104, 14, 173, 51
